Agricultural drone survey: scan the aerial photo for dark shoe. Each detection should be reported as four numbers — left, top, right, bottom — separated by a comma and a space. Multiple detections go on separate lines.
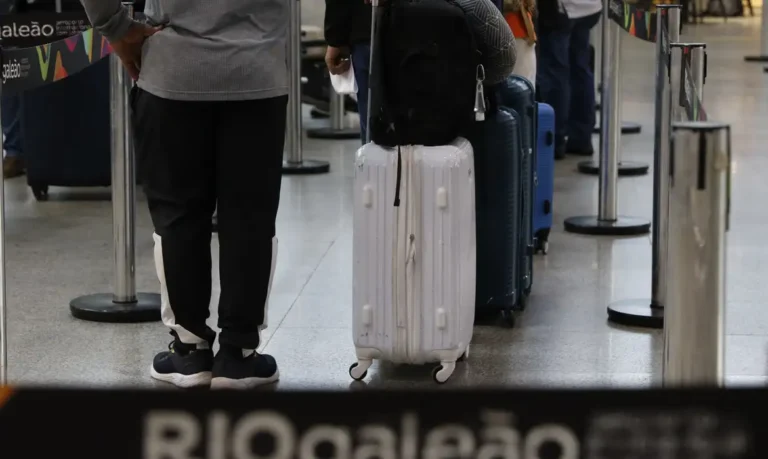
150, 337, 213, 388
211, 345, 279, 390
554, 135, 567, 160
555, 143, 566, 160
3, 157, 24, 178
567, 144, 594, 156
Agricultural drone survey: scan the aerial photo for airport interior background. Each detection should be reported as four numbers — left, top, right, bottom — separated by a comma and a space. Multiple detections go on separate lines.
1, 0, 766, 391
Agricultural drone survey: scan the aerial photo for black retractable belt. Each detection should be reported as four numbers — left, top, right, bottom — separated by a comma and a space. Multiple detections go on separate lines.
394, 145, 402, 207
393, 116, 402, 207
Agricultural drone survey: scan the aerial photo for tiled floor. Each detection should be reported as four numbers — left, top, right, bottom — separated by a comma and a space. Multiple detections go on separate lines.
5, 17, 768, 390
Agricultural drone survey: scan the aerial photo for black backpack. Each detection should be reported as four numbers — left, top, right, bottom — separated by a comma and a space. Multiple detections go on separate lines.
369, 0, 481, 147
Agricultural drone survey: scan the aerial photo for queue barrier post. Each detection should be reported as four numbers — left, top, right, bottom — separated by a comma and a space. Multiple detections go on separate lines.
670, 43, 707, 122
563, 2, 651, 236
282, 0, 331, 175
69, 3, 162, 323
744, 1, 768, 62
306, 89, 360, 140
607, 5, 683, 328
581, 16, 645, 178
662, 121, 729, 387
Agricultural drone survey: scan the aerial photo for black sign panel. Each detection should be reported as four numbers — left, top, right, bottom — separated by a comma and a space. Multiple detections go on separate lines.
0, 387, 765, 458
1, 26, 110, 95
0, 12, 90, 48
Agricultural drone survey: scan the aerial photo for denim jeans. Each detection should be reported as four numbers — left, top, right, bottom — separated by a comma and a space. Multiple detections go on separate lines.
2, 94, 23, 158
536, 11, 601, 151
351, 44, 371, 144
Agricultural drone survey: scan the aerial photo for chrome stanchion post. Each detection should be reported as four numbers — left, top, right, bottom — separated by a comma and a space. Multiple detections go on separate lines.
306, 89, 360, 140
744, 0, 768, 62
607, 5, 681, 328
663, 121, 729, 387
591, 17, 601, 110
689, 45, 706, 108
282, 0, 331, 174
564, 8, 651, 236
0, 52, 7, 384
70, 3, 161, 322
579, 14, 646, 177
670, 43, 707, 121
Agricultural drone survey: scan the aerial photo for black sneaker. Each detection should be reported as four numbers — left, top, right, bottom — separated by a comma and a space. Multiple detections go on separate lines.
150, 338, 213, 388
554, 143, 566, 160
554, 136, 567, 161
567, 144, 595, 156
211, 345, 279, 390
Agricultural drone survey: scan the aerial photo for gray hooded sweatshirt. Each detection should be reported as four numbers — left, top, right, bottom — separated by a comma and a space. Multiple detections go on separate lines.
78, 0, 289, 101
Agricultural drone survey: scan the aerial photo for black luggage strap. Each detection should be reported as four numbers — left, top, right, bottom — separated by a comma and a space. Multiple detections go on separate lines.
393, 136, 402, 207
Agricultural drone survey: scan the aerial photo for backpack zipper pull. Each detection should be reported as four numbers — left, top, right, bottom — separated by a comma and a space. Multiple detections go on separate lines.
474, 64, 486, 121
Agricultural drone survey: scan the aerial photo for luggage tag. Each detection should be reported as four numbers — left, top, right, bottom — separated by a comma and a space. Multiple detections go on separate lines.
474, 65, 486, 121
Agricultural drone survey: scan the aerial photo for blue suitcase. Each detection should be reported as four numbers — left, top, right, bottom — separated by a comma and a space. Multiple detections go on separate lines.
21, 58, 111, 200
469, 106, 523, 322
497, 75, 536, 301
534, 102, 555, 254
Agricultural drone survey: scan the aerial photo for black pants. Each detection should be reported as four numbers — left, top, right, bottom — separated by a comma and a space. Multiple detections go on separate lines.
536, 11, 601, 151
131, 88, 287, 350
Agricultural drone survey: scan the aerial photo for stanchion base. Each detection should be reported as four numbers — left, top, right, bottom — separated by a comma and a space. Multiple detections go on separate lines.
607, 298, 664, 329
744, 55, 768, 62
306, 127, 360, 140
282, 159, 330, 175
593, 121, 642, 135
564, 216, 650, 236
70, 293, 161, 323
310, 108, 329, 119
577, 160, 649, 176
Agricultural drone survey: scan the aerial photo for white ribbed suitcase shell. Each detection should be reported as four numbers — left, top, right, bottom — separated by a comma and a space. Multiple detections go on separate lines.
350, 138, 476, 384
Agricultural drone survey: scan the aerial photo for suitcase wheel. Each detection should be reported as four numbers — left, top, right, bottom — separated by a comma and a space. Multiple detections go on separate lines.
432, 362, 456, 384
349, 361, 372, 381
501, 308, 516, 327
517, 294, 528, 311
32, 185, 49, 201
534, 238, 549, 255
457, 344, 470, 362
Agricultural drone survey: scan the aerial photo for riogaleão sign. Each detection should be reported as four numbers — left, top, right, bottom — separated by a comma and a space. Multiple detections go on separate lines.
0, 12, 90, 49
1, 26, 112, 96
0, 387, 762, 458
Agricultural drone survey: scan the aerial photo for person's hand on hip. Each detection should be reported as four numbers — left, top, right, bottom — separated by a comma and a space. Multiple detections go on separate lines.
111, 23, 163, 80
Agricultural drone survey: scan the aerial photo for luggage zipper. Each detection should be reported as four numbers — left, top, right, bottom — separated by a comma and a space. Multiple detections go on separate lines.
406, 233, 417, 362
404, 150, 418, 363
394, 147, 409, 360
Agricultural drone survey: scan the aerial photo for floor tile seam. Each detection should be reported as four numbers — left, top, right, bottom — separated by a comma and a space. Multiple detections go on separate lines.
261, 238, 337, 348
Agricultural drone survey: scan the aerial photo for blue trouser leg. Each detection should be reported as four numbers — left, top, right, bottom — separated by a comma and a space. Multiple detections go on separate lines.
566, 12, 601, 150
2, 93, 23, 158
536, 22, 571, 149
351, 44, 371, 144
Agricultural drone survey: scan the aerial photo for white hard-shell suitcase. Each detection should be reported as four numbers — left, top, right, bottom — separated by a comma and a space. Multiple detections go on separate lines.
350, 138, 477, 384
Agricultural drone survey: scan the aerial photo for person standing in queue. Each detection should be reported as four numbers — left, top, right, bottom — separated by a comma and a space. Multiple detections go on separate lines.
324, 0, 371, 143
324, 0, 516, 143
78, 0, 287, 389
536, 0, 601, 160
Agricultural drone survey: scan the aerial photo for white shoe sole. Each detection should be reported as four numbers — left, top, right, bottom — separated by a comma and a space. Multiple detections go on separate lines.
210, 370, 280, 390
150, 366, 212, 388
